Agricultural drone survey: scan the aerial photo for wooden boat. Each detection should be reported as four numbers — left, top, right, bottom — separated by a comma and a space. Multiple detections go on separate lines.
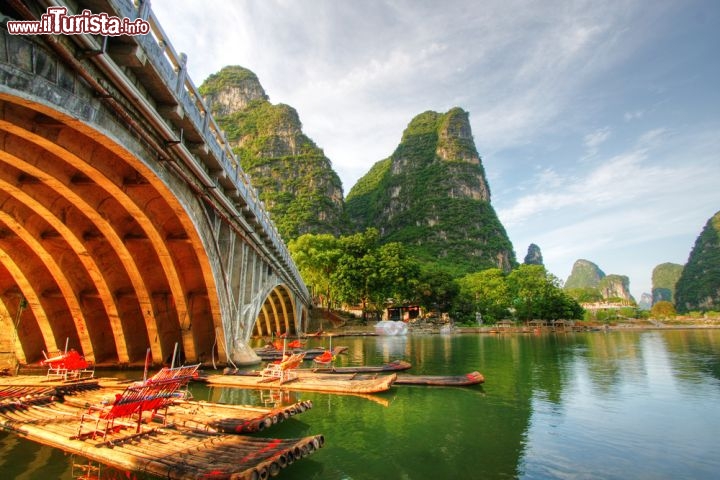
198, 372, 397, 394
295, 368, 482, 387
394, 371, 485, 386
312, 359, 412, 374
254, 345, 348, 361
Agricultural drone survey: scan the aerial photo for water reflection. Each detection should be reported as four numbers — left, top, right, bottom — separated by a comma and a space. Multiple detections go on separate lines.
521, 330, 720, 480
374, 335, 408, 358
0, 330, 718, 479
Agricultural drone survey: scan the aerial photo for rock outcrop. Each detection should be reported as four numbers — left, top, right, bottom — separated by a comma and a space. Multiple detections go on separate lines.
199, 66, 346, 240
201, 66, 268, 116
638, 293, 653, 310
523, 244, 543, 266
199, 68, 520, 279
345, 108, 516, 275
599, 275, 634, 302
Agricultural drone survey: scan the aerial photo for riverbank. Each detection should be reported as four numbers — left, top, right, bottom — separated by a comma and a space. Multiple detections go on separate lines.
314, 316, 720, 337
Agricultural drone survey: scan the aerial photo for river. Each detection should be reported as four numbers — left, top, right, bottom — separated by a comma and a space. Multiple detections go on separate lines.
1, 329, 719, 479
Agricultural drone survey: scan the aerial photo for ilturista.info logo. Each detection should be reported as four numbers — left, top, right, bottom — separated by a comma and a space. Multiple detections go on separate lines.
7, 6, 150, 36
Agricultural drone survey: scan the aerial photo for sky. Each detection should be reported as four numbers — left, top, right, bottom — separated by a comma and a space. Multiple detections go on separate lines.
151, 0, 720, 300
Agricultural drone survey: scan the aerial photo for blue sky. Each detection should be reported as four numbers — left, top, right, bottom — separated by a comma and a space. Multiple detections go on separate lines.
152, 0, 719, 299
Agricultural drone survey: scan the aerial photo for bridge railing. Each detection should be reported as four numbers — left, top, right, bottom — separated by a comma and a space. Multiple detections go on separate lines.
102, 0, 308, 300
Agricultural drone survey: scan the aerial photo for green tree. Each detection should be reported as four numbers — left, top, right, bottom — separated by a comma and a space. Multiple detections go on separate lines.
332, 228, 419, 322
367, 242, 421, 319
507, 265, 584, 321
414, 269, 459, 317
565, 287, 603, 303
330, 229, 377, 317
456, 268, 511, 323
289, 233, 342, 308
650, 300, 677, 319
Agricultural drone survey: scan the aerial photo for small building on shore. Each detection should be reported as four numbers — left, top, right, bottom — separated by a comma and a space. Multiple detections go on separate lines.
386, 305, 421, 322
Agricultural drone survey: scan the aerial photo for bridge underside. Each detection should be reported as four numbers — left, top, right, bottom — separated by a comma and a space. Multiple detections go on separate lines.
0, 11, 310, 369
0, 95, 301, 368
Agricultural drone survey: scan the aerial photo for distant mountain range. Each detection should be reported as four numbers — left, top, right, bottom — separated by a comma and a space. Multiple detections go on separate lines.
200, 66, 514, 276
564, 259, 635, 303
198, 66, 719, 311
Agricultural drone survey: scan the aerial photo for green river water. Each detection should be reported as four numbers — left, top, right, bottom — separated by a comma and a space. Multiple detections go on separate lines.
1, 329, 719, 479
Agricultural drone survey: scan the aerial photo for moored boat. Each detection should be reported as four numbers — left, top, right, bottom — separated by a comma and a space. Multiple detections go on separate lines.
394, 371, 484, 386
312, 359, 412, 374
254, 345, 348, 361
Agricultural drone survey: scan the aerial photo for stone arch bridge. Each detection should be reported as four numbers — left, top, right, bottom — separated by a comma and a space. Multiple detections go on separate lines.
0, 0, 312, 368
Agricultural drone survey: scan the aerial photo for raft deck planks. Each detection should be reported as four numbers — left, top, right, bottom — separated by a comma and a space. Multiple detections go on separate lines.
62, 389, 314, 434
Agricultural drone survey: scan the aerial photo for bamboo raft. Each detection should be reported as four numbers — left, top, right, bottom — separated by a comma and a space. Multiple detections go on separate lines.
0, 374, 324, 478
0, 397, 323, 479
62, 387, 314, 434
199, 372, 397, 394
1, 375, 319, 433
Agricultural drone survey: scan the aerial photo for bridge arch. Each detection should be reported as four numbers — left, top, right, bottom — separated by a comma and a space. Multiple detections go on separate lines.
0, 95, 216, 365
0, 7, 311, 368
251, 283, 304, 338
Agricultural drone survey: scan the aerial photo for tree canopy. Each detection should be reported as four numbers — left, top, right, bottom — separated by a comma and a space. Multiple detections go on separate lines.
455, 265, 584, 323
291, 233, 584, 324
290, 229, 420, 320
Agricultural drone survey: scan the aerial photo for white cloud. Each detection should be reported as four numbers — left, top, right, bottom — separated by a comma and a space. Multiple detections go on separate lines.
149, 0, 718, 299
500, 126, 720, 296
624, 110, 644, 122
583, 127, 611, 158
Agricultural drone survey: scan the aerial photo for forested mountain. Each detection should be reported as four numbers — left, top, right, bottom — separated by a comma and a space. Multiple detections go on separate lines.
651, 263, 684, 305
564, 259, 634, 303
200, 67, 516, 277
675, 210, 720, 312
345, 108, 516, 275
199, 66, 346, 240
564, 259, 605, 290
